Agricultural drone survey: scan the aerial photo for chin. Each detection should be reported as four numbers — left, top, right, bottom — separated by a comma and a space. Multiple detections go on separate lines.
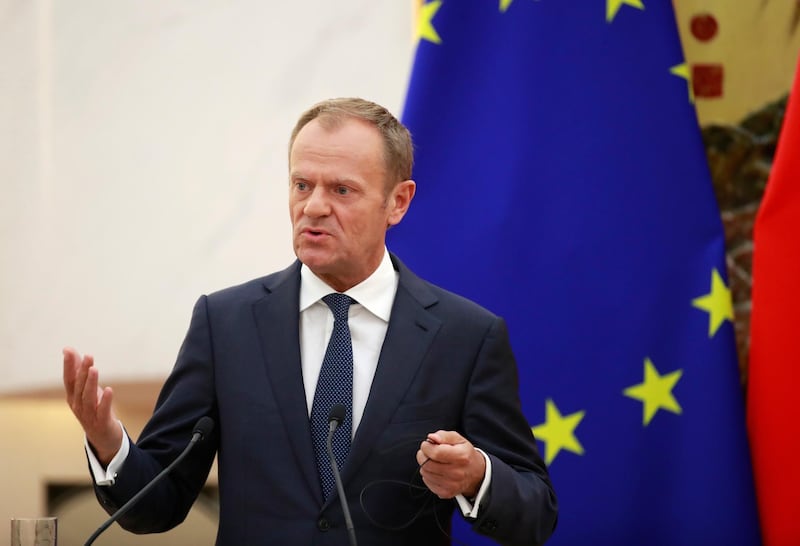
296, 249, 331, 271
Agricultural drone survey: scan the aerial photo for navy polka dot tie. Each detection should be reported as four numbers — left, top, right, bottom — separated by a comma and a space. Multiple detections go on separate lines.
310, 293, 355, 501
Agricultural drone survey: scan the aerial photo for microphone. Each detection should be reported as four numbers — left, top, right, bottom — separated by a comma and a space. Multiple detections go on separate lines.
84, 416, 215, 546
327, 404, 357, 546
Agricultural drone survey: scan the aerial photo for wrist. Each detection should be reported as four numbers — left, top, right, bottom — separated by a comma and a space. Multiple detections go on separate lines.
463, 448, 487, 498
87, 422, 124, 467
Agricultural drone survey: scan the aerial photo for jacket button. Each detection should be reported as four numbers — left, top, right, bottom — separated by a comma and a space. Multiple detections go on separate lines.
317, 517, 330, 531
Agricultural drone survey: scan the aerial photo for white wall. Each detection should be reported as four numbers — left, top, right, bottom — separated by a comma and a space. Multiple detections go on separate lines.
0, 0, 415, 393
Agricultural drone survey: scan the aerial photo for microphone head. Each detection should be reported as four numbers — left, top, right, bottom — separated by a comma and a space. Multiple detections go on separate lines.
193, 416, 215, 441
328, 404, 346, 424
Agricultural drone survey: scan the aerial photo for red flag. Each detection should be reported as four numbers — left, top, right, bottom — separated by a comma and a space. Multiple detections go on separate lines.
748, 54, 800, 546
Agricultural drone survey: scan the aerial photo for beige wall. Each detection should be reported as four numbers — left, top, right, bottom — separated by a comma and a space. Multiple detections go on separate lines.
1, 399, 87, 521
0, 388, 218, 545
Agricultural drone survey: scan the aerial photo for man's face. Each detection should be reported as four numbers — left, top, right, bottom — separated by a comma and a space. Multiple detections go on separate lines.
289, 117, 414, 292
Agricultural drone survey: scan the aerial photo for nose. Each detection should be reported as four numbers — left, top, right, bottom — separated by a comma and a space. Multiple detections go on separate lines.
303, 186, 330, 218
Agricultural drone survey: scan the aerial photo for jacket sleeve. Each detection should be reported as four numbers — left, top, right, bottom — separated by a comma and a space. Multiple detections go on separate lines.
462, 316, 558, 546
92, 295, 219, 534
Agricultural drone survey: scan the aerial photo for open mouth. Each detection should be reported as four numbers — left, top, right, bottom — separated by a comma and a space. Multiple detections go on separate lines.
303, 228, 330, 239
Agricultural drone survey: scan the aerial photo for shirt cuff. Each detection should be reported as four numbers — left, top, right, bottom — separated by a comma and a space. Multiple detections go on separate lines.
85, 420, 130, 486
455, 447, 492, 518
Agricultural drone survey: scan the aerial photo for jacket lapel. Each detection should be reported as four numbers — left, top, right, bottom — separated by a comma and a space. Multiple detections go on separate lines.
251, 261, 323, 503
340, 256, 441, 488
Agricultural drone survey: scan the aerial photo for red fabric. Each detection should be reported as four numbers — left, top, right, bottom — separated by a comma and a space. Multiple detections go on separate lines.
748, 54, 800, 546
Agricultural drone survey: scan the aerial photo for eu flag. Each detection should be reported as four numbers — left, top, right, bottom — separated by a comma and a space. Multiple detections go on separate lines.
388, 1, 762, 544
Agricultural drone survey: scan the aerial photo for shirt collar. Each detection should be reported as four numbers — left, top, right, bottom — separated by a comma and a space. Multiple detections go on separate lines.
299, 249, 397, 322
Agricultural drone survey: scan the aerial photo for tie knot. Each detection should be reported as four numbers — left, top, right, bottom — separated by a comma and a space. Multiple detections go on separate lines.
322, 293, 354, 321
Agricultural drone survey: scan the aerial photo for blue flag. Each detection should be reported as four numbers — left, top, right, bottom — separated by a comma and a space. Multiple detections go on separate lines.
389, 1, 762, 544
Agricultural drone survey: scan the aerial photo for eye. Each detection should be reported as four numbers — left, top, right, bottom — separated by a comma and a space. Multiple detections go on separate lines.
295, 181, 309, 191
335, 186, 350, 195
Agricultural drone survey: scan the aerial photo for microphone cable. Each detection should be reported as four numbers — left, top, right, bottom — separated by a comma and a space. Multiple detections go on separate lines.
356, 436, 475, 546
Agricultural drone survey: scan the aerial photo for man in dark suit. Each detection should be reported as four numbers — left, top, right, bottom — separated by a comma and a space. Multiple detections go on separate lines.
63, 98, 557, 545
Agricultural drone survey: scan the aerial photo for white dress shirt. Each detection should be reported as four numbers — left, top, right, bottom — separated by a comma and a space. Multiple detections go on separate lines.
298, 249, 397, 433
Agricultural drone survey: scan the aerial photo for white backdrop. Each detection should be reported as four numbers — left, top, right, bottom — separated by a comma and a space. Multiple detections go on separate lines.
0, 0, 414, 393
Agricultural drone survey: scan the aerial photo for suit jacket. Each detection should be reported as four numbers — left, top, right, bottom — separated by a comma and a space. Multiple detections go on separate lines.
94, 254, 557, 545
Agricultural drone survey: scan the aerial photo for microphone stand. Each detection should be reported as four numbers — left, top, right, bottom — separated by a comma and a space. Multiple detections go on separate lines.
327, 407, 357, 546
84, 417, 214, 545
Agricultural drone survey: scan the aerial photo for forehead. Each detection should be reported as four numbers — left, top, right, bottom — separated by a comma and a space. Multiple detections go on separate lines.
290, 117, 385, 168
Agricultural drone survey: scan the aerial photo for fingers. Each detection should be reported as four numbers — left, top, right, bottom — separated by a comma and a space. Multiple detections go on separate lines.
62, 347, 81, 404
96, 386, 115, 423
63, 347, 92, 411
426, 430, 467, 446
62, 349, 106, 427
81, 363, 97, 411
416, 430, 484, 499
417, 451, 465, 499
72, 354, 96, 419
418, 440, 472, 470
420, 430, 470, 463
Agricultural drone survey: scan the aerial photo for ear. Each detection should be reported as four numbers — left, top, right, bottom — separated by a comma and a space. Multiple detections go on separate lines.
386, 180, 416, 227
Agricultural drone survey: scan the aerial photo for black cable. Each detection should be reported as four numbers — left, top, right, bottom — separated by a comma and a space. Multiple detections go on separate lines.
355, 436, 477, 546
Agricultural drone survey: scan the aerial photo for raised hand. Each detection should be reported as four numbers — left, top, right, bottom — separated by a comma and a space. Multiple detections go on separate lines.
63, 347, 123, 465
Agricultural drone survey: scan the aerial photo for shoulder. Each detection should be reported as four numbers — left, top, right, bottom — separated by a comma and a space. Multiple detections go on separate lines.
392, 253, 500, 324
204, 261, 301, 306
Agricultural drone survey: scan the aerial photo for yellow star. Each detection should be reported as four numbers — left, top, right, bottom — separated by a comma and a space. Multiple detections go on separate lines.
670, 62, 695, 103
692, 268, 734, 337
623, 358, 683, 426
606, 0, 644, 23
500, 0, 514, 12
531, 399, 586, 465
416, 0, 443, 45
